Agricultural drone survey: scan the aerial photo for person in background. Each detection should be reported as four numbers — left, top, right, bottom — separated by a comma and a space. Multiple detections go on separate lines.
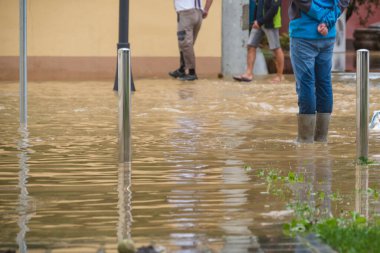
289, 0, 350, 143
233, 0, 284, 83
169, 0, 213, 81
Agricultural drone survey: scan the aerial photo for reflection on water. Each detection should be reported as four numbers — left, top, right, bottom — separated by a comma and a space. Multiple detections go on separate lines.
355, 165, 369, 219
293, 145, 333, 219
17, 126, 32, 253
117, 163, 132, 241
0, 76, 380, 252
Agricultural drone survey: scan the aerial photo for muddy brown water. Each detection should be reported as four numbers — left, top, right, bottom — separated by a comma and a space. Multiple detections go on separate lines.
1, 75, 380, 252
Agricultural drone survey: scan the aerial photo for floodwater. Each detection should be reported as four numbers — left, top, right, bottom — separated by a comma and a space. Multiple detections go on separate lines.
1, 75, 380, 253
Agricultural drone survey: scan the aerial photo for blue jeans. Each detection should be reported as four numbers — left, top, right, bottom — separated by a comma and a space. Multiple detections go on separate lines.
290, 37, 336, 114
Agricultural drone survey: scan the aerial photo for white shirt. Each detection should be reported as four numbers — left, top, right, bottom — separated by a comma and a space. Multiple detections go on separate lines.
174, 0, 203, 12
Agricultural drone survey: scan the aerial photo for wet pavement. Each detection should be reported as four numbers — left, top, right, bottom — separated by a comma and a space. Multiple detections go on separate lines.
0, 75, 380, 252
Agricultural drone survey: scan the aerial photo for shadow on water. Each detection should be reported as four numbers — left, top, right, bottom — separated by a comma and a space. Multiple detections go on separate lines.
0, 75, 379, 252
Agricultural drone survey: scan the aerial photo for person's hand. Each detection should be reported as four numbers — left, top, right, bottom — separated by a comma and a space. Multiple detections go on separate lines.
202, 10, 209, 19
253, 20, 261, 29
318, 23, 328, 36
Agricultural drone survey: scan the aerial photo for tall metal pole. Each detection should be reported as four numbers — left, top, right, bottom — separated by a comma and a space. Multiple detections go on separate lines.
114, 0, 135, 92
356, 49, 369, 160
20, 0, 27, 126
118, 48, 132, 163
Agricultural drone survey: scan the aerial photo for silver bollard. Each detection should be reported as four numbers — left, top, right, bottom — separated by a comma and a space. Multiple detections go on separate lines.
356, 49, 369, 160
118, 48, 132, 163
19, 0, 27, 126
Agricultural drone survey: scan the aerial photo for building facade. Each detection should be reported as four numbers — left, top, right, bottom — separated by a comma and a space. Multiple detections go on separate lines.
0, 0, 221, 80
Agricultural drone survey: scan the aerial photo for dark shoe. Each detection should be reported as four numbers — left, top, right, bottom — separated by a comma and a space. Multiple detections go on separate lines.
179, 74, 198, 81
232, 76, 252, 83
169, 69, 185, 78
233, 75, 252, 82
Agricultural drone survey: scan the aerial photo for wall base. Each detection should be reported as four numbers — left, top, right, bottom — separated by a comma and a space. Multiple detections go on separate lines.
0, 56, 221, 81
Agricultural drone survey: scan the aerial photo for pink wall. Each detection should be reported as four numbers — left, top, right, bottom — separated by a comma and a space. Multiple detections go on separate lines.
346, 6, 380, 39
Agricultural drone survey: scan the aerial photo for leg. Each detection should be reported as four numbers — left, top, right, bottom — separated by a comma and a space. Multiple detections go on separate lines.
176, 9, 204, 81
169, 13, 186, 78
169, 51, 186, 78
315, 39, 335, 114
178, 10, 198, 71
192, 10, 203, 46
314, 38, 335, 142
290, 38, 318, 114
187, 9, 203, 76
272, 47, 284, 82
290, 37, 319, 143
264, 28, 284, 82
243, 46, 257, 80
233, 28, 263, 82
180, 51, 185, 71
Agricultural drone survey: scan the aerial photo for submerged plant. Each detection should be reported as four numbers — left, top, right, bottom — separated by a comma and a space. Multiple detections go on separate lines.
367, 187, 380, 201
243, 165, 253, 172
284, 201, 380, 252
255, 167, 380, 252
358, 156, 378, 165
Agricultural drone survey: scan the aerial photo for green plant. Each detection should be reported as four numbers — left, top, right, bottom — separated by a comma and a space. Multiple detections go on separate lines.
358, 156, 377, 165
315, 214, 380, 253
255, 167, 380, 252
367, 188, 380, 200
284, 206, 380, 252
256, 168, 304, 194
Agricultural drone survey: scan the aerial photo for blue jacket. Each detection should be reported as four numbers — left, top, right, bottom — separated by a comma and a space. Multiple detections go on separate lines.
288, 0, 350, 39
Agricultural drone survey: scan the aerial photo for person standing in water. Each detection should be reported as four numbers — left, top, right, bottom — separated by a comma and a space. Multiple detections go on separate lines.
288, 0, 350, 143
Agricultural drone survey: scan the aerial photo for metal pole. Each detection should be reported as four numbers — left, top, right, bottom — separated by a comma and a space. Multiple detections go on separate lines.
114, 0, 135, 92
20, 0, 27, 126
118, 48, 132, 163
356, 49, 369, 160
118, 0, 129, 45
